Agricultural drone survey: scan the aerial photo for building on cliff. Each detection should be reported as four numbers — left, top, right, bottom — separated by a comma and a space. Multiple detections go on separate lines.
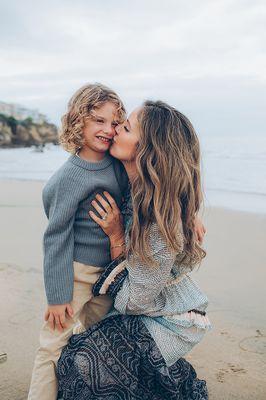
0, 101, 46, 124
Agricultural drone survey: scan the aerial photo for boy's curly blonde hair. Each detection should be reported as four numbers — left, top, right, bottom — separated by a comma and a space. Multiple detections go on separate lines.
60, 83, 126, 154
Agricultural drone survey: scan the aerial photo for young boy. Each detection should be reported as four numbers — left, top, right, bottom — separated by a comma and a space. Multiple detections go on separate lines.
28, 83, 128, 400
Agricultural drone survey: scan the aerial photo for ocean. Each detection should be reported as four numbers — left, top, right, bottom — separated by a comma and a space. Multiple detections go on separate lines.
0, 135, 265, 214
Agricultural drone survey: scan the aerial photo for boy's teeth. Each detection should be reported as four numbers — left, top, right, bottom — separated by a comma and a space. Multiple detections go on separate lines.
98, 136, 110, 143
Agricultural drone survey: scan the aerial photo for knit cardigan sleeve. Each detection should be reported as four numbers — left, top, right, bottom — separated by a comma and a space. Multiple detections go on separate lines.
114, 223, 177, 316
43, 173, 85, 305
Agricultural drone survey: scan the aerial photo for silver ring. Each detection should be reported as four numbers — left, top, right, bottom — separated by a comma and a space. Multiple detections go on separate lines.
102, 213, 108, 220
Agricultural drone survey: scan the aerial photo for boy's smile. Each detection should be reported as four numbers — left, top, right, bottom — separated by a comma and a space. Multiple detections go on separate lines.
96, 135, 112, 143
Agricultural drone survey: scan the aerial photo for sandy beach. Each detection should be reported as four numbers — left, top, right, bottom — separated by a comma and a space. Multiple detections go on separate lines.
0, 179, 265, 400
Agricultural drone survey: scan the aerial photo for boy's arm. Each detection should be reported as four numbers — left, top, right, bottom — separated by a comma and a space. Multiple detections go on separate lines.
43, 175, 82, 306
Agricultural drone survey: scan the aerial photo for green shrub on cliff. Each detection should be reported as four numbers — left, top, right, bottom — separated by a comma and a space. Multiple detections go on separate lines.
0, 114, 34, 133
0, 113, 58, 147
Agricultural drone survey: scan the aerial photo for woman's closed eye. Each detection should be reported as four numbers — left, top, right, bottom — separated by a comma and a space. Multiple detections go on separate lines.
124, 125, 130, 132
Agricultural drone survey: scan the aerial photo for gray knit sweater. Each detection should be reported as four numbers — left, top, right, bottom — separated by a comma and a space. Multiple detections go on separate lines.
42, 154, 128, 305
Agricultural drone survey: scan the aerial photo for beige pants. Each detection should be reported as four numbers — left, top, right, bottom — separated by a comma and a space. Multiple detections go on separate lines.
28, 262, 113, 400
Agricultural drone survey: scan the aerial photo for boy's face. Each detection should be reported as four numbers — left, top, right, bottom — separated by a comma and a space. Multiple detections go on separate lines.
82, 102, 118, 156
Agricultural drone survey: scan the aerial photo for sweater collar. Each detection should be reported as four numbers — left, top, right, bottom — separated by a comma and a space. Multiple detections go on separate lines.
69, 153, 113, 171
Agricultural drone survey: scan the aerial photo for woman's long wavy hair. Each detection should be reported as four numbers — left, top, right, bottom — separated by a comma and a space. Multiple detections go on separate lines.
60, 83, 126, 153
128, 100, 206, 268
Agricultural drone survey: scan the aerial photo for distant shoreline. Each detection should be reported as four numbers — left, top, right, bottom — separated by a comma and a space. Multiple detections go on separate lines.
0, 144, 265, 215
0, 143, 57, 149
0, 177, 265, 215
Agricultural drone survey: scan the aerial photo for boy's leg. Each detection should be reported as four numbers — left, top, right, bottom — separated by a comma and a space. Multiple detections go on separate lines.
79, 293, 114, 329
73, 282, 113, 334
28, 262, 112, 400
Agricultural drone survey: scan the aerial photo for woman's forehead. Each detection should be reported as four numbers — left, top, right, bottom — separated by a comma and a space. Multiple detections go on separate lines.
128, 107, 141, 125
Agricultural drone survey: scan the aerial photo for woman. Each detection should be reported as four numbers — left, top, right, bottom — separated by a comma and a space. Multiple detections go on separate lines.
57, 101, 211, 399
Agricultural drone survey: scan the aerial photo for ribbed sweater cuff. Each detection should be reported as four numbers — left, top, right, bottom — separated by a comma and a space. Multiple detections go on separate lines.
46, 290, 73, 305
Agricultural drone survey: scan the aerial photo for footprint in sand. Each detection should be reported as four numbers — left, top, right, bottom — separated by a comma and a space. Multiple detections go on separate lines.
216, 370, 225, 383
239, 330, 266, 355
0, 352, 7, 364
216, 363, 247, 383
219, 330, 237, 343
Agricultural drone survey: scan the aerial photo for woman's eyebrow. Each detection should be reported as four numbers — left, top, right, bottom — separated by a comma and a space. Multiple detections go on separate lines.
127, 119, 131, 129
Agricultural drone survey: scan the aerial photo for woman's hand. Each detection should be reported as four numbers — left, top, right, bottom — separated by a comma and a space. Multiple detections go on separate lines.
194, 215, 206, 245
89, 191, 124, 241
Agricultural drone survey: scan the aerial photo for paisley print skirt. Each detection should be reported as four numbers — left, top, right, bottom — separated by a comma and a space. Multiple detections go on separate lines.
57, 314, 208, 400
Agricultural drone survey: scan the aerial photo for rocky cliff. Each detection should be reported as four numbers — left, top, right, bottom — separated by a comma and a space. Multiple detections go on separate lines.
0, 114, 58, 147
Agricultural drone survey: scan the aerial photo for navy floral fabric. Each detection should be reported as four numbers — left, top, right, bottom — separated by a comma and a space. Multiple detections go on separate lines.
92, 255, 127, 298
57, 315, 208, 400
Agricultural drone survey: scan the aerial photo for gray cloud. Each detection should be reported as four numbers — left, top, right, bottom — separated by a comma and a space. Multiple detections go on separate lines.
0, 0, 265, 135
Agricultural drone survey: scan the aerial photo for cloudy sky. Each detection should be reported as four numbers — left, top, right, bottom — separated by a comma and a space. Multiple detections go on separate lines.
0, 0, 265, 136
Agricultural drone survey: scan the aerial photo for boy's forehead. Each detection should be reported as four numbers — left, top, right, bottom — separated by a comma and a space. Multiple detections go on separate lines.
92, 104, 121, 119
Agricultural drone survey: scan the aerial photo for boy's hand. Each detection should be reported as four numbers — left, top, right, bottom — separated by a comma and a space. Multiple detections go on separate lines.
44, 303, 74, 332
194, 216, 206, 245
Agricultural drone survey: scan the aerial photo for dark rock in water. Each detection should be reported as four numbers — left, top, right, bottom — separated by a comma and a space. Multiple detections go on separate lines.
0, 114, 58, 147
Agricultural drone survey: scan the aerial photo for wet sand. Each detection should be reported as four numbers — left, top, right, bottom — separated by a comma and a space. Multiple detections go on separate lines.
0, 179, 265, 399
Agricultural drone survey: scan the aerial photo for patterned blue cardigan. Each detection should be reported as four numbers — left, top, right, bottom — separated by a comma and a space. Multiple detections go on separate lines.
93, 187, 211, 367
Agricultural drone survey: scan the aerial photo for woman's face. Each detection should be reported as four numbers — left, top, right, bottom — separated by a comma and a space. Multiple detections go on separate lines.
109, 107, 141, 161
